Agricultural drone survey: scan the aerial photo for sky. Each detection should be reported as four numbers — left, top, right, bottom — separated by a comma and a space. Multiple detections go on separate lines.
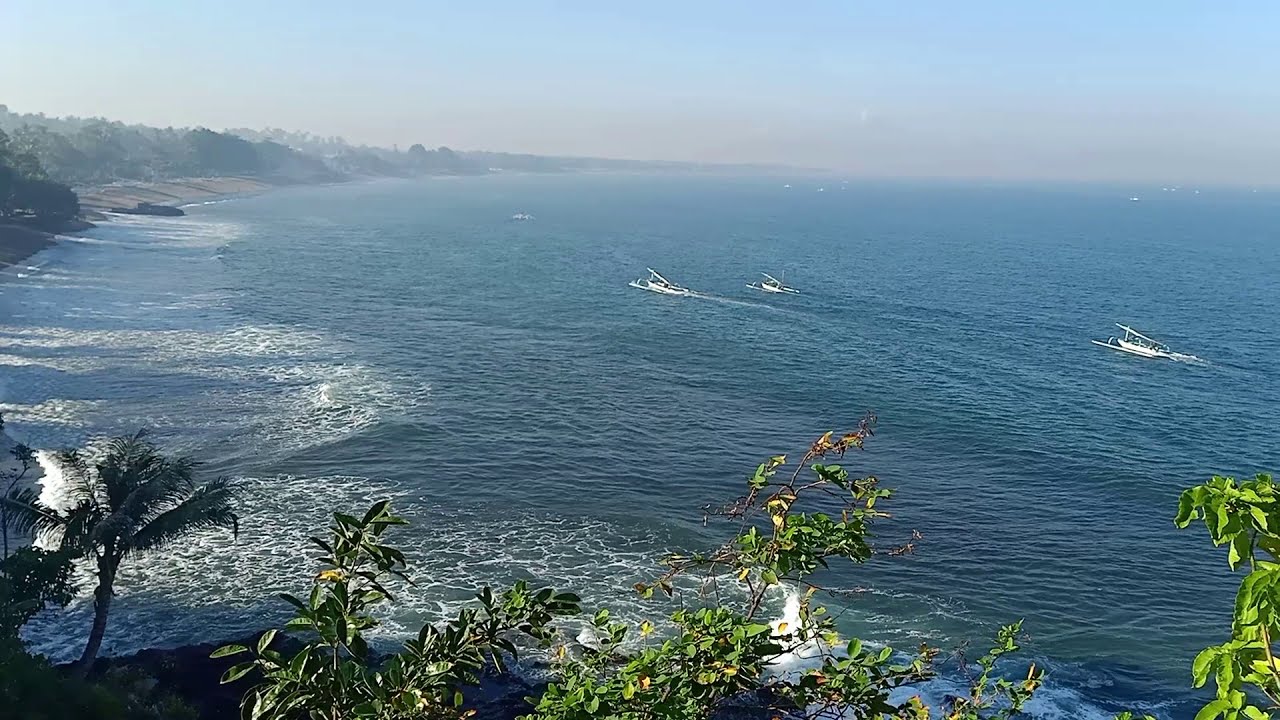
2, 1, 1277, 185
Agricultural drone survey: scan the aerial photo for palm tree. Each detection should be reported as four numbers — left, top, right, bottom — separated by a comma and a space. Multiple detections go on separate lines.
3, 431, 237, 676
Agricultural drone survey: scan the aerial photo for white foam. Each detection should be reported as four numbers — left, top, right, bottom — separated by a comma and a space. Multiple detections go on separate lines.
0, 322, 430, 457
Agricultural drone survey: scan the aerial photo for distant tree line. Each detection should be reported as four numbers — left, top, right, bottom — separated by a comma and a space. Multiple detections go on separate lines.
0, 104, 754, 192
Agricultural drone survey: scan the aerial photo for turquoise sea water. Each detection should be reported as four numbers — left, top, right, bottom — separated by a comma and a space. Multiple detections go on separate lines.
2, 175, 1278, 718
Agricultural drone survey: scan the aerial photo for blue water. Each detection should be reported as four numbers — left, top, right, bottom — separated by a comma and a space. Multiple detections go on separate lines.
3, 175, 1278, 719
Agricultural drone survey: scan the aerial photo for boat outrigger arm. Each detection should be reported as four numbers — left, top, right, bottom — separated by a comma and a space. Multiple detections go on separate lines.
1116, 324, 1168, 349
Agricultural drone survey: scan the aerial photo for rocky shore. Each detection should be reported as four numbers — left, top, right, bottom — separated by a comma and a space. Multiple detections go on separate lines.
1, 177, 282, 271
0, 223, 58, 270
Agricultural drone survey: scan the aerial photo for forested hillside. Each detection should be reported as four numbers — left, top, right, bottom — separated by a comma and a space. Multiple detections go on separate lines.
0, 105, 764, 189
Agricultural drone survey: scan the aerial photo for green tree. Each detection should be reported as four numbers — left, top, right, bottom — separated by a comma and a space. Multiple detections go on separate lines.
1, 412, 38, 558
11, 178, 79, 224
2, 431, 238, 676
1175, 473, 1280, 720
184, 128, 261, 175
217, 501, 581, 719
0, 546, 74, 645
9, 124, 81, 182
0, 163, 14, 217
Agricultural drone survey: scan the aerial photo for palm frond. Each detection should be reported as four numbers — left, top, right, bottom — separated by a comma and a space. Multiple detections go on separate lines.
125, 476, 238, 555
91, 450, 199, 548
0, 488, 66, 536
97, 431, 156, 509
48, 448, 99, 509
59, 503, 105, 556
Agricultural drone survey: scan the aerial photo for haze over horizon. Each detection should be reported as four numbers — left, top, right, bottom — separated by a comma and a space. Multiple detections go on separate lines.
3, 1, 1277, 186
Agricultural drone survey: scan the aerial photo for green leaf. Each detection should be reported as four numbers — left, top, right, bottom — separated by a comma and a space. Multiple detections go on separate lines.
1251, 506, 1270, 533
1195, 699, 1231, 720
221, 661, 255, 684
1216, 504, 1231, 542
210, 644, 248, 659
257, 629, 277, 653
1176, 490, 1197, 527
284, 617, 313, 631
1192, 647, 1216, 687
761, 569, 778, 585
361, 500, 392, 525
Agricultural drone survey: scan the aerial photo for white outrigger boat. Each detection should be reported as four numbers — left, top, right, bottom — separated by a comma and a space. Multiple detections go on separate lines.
747, 272, 799, 294
1092, 324, 1175, 359
629, 268, 691, 296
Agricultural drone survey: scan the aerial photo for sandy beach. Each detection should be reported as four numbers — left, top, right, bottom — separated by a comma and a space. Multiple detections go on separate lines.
76, 176, 275, 212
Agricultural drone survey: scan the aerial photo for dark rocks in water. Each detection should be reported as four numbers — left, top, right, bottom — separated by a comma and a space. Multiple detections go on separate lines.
109, 201, 185, 217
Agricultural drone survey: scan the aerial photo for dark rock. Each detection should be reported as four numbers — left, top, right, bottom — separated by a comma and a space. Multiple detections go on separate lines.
59, 218, 97, 232
108, 202, 185, 217
91, 632, 297, 720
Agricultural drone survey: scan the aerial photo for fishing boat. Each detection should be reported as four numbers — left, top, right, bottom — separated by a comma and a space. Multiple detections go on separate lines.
629, 268, 691, 296
511, 213, 534, 221
1091, 324, 1175, 359
747, 272, 800, 294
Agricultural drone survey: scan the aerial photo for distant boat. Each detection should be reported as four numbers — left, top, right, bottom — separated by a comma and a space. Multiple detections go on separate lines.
511, 213, 534, 221
817, 187, 825, 192
629, 268, 691, 296
747, 272, 799, 295
783, 184, 791, 188
1129, 197, 1141, 202
1091, 324, 1175, 359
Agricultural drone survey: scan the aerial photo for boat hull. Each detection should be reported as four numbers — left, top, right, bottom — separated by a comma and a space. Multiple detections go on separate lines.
1091, 339, 1171, 359
748, 283, 799, 294
630, 280, 689, 296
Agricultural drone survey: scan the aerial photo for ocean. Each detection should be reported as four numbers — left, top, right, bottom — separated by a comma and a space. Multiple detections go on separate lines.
2, 175, 1278, 718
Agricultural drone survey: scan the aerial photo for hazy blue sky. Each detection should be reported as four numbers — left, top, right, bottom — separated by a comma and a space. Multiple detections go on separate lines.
2, 1, 1277, 184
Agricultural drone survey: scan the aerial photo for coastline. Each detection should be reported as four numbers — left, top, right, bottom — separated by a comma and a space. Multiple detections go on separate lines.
0, 223, 58, 270
1, 176, 288, 272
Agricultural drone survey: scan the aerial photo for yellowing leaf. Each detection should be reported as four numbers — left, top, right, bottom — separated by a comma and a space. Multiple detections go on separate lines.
771, 514, 785, 528
315, 569, 345, 583
639, 675, 651, 689
723, 666, 739, 677
776, 622, 789, 633
737, 567, 750, 581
